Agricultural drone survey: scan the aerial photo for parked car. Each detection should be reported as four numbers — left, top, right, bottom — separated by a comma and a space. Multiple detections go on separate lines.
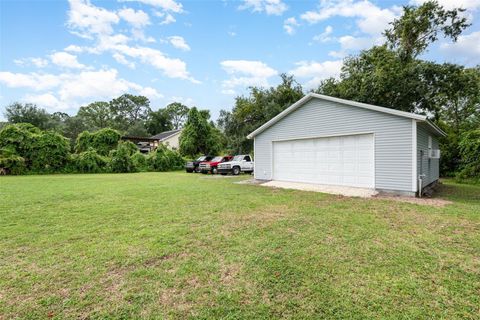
185, 155, 214, 173
217, 155, 254, 175
199, 156, 233, 174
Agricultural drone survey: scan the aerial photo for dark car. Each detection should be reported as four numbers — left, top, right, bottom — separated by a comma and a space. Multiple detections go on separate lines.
185, 155, 214, 173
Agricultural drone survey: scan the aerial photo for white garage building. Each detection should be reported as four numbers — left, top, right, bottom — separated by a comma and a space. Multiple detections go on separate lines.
247, 93, 445, 196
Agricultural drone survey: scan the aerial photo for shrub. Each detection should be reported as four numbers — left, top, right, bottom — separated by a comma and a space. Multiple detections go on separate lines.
0, 123, 40, 166
456, 129, 480, 183
131, 152, 148, 171
0, 148, 26, 175
75, 128, 121, 156
109, 141, 136, 173
148, 145, 184, 171
31, 131, 70, 172
74, 148, 108, 173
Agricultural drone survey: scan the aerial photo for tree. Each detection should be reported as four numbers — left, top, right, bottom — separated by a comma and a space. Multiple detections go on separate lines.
109, 94, 151, 131
385, 0, 470, 61
218, 74, 304, 153
316, 46, 431, 113
63, 116, 88, 145
456, 130, 480, 182
165, 102, 189, 129
77, 101, 113, 129
179, 107, 221, 157
4, 102, 53, 130
145, 108, 173, 135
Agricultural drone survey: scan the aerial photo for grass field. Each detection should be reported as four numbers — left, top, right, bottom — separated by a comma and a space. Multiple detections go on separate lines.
1, 173, 479, 319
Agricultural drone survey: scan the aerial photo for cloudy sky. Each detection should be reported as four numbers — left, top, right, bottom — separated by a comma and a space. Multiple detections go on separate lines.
0, 0, 479, 120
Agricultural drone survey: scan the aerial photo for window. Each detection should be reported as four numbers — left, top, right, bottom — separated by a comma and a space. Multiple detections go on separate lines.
428, 136, 432, 150
244, 155, 251, 162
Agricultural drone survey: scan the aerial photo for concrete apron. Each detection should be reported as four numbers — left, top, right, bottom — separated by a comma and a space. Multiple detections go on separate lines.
261, 180, 378, 198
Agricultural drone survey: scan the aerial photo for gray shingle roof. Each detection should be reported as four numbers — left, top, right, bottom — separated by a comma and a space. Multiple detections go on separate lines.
150, 129, 182, 141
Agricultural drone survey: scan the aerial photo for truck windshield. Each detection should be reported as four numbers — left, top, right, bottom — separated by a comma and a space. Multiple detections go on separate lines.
212, 157, 222, 162
233, 155, 244, 161
196, 156, 206, 161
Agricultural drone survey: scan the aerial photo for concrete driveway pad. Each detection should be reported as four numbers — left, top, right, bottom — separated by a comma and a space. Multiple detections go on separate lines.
261, 180, 378, 198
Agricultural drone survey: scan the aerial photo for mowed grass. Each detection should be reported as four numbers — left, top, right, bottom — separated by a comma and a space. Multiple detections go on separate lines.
0, 173, 479, 319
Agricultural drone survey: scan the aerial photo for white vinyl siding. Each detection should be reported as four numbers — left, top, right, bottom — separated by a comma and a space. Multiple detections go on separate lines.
254, 98, 414, 192
417, 122, 440, 187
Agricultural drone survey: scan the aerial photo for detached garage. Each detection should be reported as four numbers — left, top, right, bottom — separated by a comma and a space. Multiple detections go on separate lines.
248, 93, 446, 196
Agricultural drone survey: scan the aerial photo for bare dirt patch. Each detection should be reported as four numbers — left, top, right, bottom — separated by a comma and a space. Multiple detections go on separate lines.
374, 195, 453, 207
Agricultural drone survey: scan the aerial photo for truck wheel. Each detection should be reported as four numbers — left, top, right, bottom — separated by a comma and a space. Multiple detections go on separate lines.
233, 166, 240, 175
212, 167, 217, 174
194, 167, 200, 173
221, 173, 227, 175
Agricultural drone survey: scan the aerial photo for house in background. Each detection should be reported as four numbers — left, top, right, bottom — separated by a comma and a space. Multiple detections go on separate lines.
122, 129, 183, 153
150, 129, 183, 150
248, 93, 445, 197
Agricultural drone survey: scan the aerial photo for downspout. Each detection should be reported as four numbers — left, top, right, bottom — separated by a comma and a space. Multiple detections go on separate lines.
418, 150, 425, 198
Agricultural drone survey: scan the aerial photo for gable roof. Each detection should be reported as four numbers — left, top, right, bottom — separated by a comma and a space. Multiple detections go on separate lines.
151, 129, 182, 141
247, 93, 446, 138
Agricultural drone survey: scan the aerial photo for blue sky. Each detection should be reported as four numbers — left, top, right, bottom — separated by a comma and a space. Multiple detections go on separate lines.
1, 0, 479, 121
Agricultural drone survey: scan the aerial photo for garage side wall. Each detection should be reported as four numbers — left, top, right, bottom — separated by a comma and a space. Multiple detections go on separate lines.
254, 99, 414, 192
417, 122, 440, 187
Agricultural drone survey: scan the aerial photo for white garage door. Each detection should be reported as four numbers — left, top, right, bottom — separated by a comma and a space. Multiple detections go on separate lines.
272, 134, 374, 188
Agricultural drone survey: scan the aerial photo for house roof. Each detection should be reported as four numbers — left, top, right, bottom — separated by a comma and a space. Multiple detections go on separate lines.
150, 129, 182, 141
247, 93, 446, 139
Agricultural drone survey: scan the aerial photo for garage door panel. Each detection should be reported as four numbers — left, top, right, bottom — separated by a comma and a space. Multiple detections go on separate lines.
273, 134, 374, 188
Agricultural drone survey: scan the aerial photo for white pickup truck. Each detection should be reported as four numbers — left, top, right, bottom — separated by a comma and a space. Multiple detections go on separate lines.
217, 154, 254, 175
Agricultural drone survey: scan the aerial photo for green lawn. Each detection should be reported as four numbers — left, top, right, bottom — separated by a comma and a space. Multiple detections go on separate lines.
0, 173, 479, 319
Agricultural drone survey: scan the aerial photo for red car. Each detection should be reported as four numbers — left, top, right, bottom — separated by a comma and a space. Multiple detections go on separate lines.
199, 156, 233, 174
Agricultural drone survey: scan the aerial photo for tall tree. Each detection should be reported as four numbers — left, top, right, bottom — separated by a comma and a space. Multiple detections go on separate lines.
4, 103, 53, 130
385, 0, 470, 61
109, 94, 151, 131
179, 107, 222, 157
77, 101, 113, 130
165, 102, 189, 129
218, 74, 304, 153
146, 108, 173, 135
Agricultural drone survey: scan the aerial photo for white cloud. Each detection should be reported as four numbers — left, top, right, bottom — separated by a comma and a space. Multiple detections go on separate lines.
328, 35, 380, 58
23, 93, 64, 110
1, 68, 163, 112
168, 36, 190, 51
139, 87, 164, 99
440, 31, 480, 65
169, 96, 195, 106
113, 45, 199, 82
121, 0, 183, 13
410, 0, 480, 10
64, 45, 84, 53
313, 25, 333, 42
228, 31, 237, 37
0, 72, 62, 91
65, 0, 197, 82
14, 57, 49, 68
50, 52, 87, 69
283, 17, 299, 35
220, 60, 277, 94
118, 8, 150, 28
300, 0, 398, 36
239, 0, 288, 16
290, 60, 343, 89
67, 0, 120, 38
113, 53, 136, 68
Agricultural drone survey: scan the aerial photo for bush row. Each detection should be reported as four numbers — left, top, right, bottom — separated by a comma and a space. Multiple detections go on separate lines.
0, 123, 185, 175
